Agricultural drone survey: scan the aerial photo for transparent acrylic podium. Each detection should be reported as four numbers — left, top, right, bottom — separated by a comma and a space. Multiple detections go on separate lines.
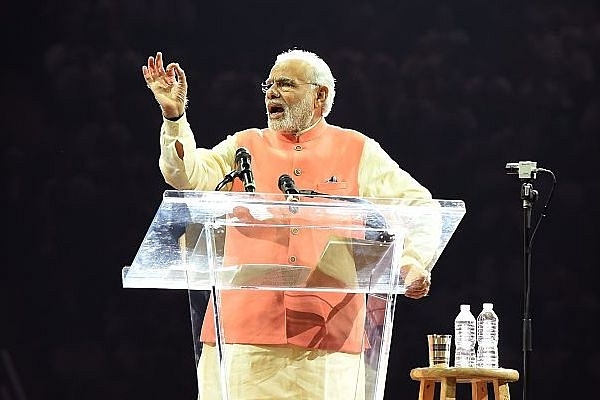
122, 190, 466, 400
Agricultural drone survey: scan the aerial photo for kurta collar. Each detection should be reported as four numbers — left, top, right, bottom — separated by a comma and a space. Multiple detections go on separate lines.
275, 117, 328, 143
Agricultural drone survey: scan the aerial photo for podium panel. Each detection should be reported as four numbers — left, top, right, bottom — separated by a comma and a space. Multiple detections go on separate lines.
123, 190, 466, 399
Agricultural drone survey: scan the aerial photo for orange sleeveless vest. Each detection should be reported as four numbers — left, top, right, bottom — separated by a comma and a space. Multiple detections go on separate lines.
200, 119, 369, 353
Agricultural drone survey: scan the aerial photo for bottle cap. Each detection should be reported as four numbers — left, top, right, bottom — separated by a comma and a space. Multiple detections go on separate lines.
460, 304, 470, 311
483, 303, 493, 309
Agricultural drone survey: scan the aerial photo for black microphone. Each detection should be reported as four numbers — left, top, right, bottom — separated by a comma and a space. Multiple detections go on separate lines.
278, 174, 300, 195
278, 174, 301, 204
235, 147, 256, 192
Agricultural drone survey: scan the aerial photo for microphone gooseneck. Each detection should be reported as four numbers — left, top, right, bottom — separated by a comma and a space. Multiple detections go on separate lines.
214, 170, 237, 191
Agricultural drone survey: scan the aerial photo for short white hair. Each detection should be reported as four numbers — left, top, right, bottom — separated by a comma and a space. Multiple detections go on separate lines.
274, 49, 336, 117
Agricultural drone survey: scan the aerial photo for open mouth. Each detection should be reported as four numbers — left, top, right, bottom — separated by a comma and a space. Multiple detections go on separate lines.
268, 104, 285, 118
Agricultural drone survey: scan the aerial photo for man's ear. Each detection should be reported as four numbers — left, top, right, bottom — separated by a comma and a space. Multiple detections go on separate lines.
315, 86, 328, 108
317, 86, 328, 102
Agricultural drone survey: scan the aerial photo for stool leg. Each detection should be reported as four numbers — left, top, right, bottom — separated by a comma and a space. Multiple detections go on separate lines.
471, 381, 489, 400
418, 379, 435, 400
493, 380, 511, 400
439, 377, 456, 400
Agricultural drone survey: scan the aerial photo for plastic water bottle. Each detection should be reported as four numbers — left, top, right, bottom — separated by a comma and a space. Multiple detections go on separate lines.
454, 304, 476, 367
476, 303, 499, 368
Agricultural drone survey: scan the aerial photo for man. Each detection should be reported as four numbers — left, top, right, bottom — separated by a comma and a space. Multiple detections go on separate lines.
142, 49, 439, 399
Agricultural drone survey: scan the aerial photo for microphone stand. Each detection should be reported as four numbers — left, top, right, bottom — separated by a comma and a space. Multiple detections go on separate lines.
506, 162, 556, 400
520, 179, 537, 400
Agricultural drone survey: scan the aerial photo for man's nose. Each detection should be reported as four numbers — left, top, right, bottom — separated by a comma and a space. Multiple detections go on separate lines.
266, 85, 281, 99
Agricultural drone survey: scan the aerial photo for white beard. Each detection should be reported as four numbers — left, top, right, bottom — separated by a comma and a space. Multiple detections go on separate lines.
267, 94, 314, 133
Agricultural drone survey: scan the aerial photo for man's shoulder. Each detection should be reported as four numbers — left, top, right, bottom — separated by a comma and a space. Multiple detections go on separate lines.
231, 127, 266, 138
234, 127, 264, 134
322, 119, 363, 133
325, 122, 369, 141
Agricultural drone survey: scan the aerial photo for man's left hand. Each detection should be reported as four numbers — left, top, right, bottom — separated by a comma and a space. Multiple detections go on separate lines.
401, 264, 431, 299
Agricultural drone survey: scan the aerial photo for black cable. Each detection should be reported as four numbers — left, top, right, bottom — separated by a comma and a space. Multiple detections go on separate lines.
528, 168, 557, 249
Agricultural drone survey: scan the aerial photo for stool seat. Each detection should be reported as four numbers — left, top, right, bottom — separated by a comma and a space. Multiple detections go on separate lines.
410, 367, 519, 400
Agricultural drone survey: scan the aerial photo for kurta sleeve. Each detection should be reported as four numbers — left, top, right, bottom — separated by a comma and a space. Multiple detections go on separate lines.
158, 113, 239, 191
358, 138, 442, 272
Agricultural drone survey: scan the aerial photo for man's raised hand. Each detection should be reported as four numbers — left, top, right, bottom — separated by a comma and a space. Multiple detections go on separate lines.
142, 51, 188, 118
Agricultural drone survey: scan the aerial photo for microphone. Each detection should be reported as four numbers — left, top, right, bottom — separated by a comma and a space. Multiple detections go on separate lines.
278, 174, 301, 204
278, 174, 320, 196
278, 174, 300, 195
505, 161, 541, 179
235, 147, 256, 192
276, 174, 394, 242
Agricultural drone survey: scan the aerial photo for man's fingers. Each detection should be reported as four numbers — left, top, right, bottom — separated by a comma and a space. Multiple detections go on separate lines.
156, 52, 165, 73
143, 53, 187, 110
142, 66, 152, 87
405, 289, 429, 299
405, 281, 430, 298
405, 276, 431, 298
147, 55, 156, 71
164, 63, 187, 87
174, 63, 187, 85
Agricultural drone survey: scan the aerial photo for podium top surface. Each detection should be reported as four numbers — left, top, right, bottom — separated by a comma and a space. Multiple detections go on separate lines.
122, 190, 466, 292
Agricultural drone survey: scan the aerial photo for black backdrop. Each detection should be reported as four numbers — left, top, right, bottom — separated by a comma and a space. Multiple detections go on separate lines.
2, 0, 598, 398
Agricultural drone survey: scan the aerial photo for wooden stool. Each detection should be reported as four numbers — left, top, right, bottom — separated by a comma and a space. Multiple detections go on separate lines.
410, 367, 519, 400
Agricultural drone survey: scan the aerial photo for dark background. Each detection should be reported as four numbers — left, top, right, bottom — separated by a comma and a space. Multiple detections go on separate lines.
2, 0, 598, 398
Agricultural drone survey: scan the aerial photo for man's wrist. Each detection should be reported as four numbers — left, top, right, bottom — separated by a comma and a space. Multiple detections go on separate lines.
160, 104, 184, 121
165, 113, 183, 121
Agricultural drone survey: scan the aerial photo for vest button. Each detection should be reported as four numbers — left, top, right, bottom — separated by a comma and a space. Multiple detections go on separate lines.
289, 255, 297, 263
293, 168, 302, 176
294, 145, 302, 151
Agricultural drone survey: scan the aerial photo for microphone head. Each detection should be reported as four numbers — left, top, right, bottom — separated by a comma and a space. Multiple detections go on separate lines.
235, 147, 251, 163
278, 174, 296, 193
505, 161, 537, 179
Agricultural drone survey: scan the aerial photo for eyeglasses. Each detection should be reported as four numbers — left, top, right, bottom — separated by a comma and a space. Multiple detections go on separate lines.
261, 78, 320, 94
